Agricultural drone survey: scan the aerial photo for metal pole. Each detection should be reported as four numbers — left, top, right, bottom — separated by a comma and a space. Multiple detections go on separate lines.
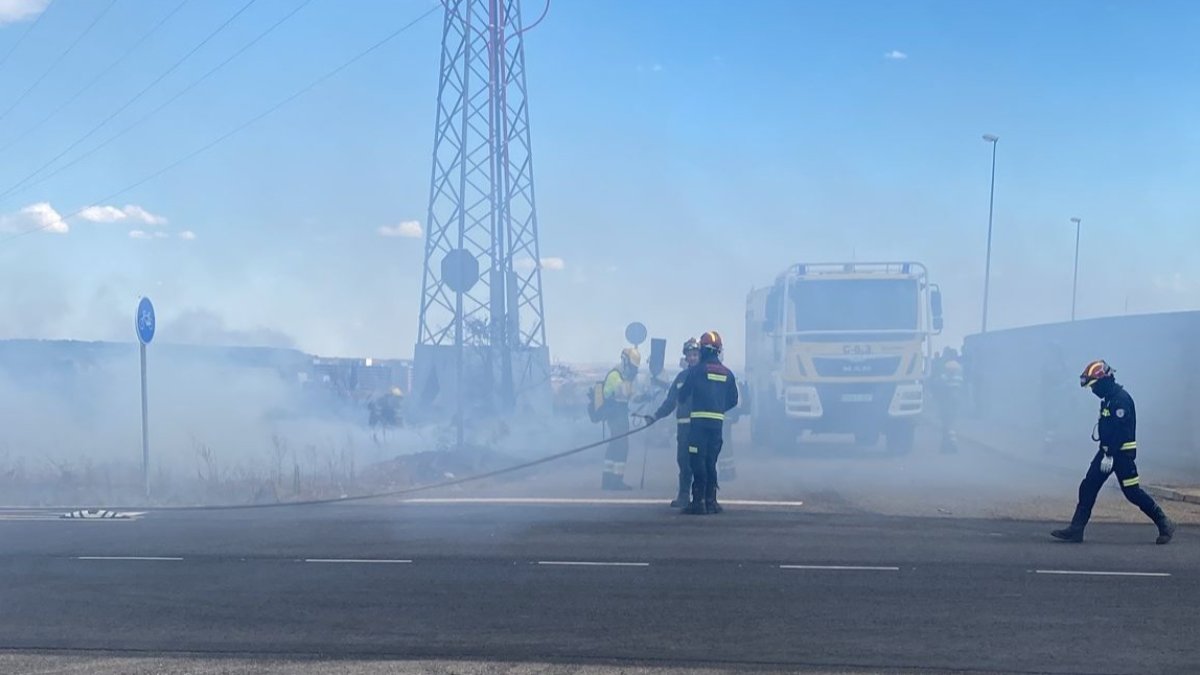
140, 341, 150, 499
456, 291, 464, 452
981, 135, 998, 333
1070, 217, 1081, 321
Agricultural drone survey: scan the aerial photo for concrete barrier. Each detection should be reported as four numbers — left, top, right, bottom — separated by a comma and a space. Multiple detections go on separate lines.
962, 312, 1200, 481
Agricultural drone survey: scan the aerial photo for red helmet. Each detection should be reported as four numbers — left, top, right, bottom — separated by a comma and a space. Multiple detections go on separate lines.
1080, 359, 1114, 388
699, 330, 723, 352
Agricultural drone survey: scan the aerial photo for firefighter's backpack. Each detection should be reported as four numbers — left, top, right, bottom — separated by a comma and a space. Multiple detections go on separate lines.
586, 380, 607, 423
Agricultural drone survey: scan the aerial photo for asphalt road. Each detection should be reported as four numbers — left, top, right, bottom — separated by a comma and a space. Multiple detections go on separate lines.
1, 501, 1197, 674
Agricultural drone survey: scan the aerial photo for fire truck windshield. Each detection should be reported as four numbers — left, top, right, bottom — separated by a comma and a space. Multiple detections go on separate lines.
789, 278, 919, 332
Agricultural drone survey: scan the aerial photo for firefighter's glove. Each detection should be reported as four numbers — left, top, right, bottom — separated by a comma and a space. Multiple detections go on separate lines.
1099, 454, 1114, 475
634, 414, 656, 426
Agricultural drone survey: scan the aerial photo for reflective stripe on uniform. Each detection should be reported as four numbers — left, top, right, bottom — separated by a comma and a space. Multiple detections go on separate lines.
1121, 442, 1137, 451
1122, 476, 1140, 487
707, 373, 728, 382
691, 411, 725, 421
603, 460, 616, 471
688, 446, 699, 454
677, 418, 690, 424
613, 462, 626, 476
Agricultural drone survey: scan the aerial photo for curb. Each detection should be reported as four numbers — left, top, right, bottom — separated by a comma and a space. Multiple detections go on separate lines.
1146, 485, 1200, 506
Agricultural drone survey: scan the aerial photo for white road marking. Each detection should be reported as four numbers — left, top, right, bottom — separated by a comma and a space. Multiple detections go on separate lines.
304, 559, 412, 564
780, 565, 901, 571
76, 556, 182, 561
1033, 569, 1170, 578
402, 497, 804, 507
0, 510, 142, 522
537, 561, 650, 567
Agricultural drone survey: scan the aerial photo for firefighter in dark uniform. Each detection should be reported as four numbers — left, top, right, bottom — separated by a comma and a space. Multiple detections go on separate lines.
642, 338, 701, 507
677, 331, 739, 515
1052, 360, 1176, 544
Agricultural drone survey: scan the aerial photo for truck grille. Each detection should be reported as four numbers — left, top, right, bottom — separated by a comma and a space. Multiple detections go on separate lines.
811, 356, 902, 378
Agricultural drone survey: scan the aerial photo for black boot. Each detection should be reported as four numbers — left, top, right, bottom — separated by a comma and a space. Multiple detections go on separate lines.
1156, 516, 1176, 545
670, 492, 688, 508
706, 500, 723, 514
683, 500, 707, 515
1051, 526, 1084, 543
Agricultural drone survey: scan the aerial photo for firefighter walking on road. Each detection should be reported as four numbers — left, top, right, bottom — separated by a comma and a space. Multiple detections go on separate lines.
642, 338, 702, 507
677, 331, 739, 515
1052, 360, 1176, 544
601, 347, 641, 491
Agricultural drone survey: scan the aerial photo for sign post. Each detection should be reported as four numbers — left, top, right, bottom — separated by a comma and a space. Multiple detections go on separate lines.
135, 297, 156, 499
442, 249, 479, 453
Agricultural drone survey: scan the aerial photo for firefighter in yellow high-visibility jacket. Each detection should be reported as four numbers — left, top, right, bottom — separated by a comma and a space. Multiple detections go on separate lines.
601, 347, 640, 490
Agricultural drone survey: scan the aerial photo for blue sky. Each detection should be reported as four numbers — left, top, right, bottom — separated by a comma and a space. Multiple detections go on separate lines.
1, 0, 1199, 365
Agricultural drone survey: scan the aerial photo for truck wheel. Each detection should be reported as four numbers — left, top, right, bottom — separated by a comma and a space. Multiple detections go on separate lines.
750, 416, 774, 454
885, 423, 915, 456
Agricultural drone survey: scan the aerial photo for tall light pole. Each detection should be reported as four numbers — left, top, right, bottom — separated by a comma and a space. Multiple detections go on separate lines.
981, 134, 999, 333
1070, 217, 1082, 321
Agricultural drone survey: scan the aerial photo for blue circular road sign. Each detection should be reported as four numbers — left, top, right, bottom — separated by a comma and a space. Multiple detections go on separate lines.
135, 297, 156, 345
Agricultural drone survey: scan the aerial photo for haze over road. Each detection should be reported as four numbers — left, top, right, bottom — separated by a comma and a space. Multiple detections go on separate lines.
2, 494, 1197, 674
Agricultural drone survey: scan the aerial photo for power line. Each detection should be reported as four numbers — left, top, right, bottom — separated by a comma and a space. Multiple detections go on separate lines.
0, 0, 313, 200
0, 0, 56, 74
0, 3, 441, 245
0, 0, 259, 205
0, 0, 192, 156
0, 0, 119, 125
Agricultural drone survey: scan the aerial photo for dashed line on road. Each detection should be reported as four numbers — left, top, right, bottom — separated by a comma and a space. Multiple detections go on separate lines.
536, 561, 650, 567
304, 559, 412, 564
780, 565, 901, 571
76, 556, 182, 561
1033, 569, 1171, 578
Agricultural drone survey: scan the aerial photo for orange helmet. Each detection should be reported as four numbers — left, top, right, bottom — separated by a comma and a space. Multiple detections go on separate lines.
699, 330, 723, 352
1080, 359, 1114, 388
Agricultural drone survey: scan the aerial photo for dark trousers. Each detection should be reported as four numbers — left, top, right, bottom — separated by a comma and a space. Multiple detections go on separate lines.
675, 425, 693, 498
1070, 449, 1166, 530
688, 421, 724, 505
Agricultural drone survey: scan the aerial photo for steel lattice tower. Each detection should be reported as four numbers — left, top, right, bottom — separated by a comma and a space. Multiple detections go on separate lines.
411, 0, 551, 419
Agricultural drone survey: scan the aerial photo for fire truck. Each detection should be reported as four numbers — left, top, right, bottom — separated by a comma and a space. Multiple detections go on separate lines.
745, 262, 943, 454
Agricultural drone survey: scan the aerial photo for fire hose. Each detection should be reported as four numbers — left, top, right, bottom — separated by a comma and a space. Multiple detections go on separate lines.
40, 419, 661, 513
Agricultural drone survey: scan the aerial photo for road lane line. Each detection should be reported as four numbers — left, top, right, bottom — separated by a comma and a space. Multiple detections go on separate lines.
76, 556, 182, 561
1033, 569, 1170, 577
303, 559, 412, 564
780, 565, 900, 571
537, 561, 650, 567
401, 498, 803, 507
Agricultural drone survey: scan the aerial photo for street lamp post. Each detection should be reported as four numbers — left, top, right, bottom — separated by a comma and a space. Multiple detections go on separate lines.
1070, 217, 1082, 321
981, 134, 999, 333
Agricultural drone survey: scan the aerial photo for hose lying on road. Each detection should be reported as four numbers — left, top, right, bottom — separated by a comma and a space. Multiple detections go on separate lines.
27, 419, 659, 513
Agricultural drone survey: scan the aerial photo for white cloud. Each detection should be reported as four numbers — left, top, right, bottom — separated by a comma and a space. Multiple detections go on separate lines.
123, 204, 168, 225
378, 220, 423, 238
179, 230, 197, 241
13, 202, 68, 234
79, 204, 168, 226
884, 50, 908, 60
0, 0, 50, 26
128, 230, 168, 240
514, 256, 566, 272
78, 206, 126, 223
